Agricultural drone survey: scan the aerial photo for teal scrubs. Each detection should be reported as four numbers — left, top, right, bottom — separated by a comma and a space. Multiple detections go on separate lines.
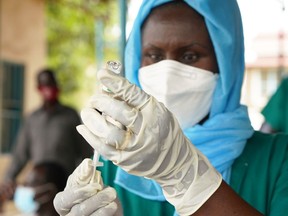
262, 78, 288, 133
98, 131, 288, 216
231, 131, 288, 216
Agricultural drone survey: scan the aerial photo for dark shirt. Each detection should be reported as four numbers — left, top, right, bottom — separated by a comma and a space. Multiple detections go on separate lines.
5, 102, 92, 180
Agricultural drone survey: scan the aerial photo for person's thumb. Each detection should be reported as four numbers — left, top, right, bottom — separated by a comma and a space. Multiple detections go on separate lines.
65, 159, 99, 189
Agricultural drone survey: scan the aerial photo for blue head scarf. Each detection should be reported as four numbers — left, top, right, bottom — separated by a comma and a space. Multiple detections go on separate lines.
115, 0, 254, 203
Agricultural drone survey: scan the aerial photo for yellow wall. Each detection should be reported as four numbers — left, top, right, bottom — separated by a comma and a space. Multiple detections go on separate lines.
0, 0, 46, 214
0, 0, 46, 115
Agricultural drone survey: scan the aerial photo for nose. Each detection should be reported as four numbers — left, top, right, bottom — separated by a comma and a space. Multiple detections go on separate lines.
165, 53, 178, 61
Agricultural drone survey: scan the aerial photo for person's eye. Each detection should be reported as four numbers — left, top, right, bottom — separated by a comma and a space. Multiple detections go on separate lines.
181, 53, 199, 64
144, 52, 164, 64
150, 53, 164, 63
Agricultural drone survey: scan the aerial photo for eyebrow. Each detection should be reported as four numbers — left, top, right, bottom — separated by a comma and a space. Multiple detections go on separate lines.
143, 43, 211, 51
182, 42, 212, 50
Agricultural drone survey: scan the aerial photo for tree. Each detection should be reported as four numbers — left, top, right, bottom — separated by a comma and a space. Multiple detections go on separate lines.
46, 0, 121, 109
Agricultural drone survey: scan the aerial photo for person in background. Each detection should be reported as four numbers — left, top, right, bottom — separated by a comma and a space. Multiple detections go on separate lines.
0, 68, 92, 204
53, 1, 288, 216
260, 77, 288, 134
13, 161, 68, 216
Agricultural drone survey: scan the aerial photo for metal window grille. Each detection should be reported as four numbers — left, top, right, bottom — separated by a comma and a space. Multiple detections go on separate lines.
0, 60, 25, 153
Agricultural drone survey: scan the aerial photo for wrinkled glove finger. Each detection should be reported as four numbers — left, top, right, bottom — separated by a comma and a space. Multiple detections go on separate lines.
77, 124, 146, 167
80, 108, 127, 147
90, 202, 118, 216
53, 183, 101, 216
67, 187, 117, 216
76, 125, 121, 162
97, 68, 150, 109
89, 94, 142, 134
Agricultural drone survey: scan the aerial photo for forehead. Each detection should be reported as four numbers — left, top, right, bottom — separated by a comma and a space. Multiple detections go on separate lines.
147, 2, 204, 24
141, 2, 212, 48
38, 72, 56, 86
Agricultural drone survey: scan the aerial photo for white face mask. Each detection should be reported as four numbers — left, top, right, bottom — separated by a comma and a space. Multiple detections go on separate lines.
139, 60, 218, 129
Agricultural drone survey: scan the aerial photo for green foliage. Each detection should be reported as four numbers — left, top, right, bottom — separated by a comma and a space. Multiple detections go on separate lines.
46, 0, 121, 109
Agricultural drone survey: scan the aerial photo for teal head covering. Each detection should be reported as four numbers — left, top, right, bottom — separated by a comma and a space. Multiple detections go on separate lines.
115, 0, 254, 203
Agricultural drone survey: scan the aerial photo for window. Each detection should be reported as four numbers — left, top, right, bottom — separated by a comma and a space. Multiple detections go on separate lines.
0, 60, 25, 153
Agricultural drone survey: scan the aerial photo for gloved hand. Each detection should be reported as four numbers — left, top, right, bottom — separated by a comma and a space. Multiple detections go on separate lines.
0, 180, 16, 201
53, 159, 117, 216
76, 64, 222, 215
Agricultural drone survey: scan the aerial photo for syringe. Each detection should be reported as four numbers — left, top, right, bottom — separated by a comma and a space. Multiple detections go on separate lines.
93, 150, 100, 169
90, 60, 123, 183
90, 150, 103, 183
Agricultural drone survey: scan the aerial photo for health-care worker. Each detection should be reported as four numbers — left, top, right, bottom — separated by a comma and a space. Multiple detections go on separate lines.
53, 0, 288, 215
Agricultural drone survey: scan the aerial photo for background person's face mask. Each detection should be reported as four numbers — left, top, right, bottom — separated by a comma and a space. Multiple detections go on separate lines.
14, 186, 39, 214
139, 60, 219, 129
38, 86, 59, 102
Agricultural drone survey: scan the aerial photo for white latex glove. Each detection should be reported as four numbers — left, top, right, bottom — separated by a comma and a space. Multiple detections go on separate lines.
76, 65, 222, 215
53, 159, 117, 216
